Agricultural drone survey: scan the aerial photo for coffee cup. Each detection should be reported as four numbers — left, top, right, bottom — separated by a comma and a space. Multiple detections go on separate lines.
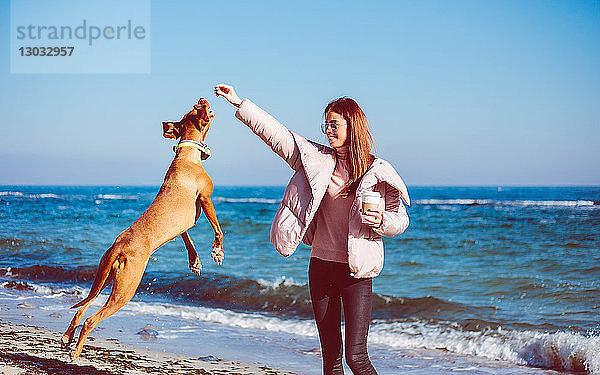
361, 191, 381, 213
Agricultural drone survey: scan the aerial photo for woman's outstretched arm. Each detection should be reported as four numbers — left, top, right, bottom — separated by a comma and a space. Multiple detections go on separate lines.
214, 84, 301, 170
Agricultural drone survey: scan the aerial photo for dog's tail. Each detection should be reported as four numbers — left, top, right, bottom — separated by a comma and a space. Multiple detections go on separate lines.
71, 248, 119, 309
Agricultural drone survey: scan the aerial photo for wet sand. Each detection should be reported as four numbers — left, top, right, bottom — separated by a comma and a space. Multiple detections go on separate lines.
0, 321, 294, 375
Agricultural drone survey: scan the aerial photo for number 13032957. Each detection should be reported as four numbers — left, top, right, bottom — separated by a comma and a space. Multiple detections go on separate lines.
19, 46, 74, 56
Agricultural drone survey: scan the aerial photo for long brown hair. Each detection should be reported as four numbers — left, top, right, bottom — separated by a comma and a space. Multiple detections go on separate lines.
325, 97, 375, 181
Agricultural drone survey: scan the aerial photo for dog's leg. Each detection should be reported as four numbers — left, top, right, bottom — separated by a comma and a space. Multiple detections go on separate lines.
71, 247, 120, 309
62, 247, 120, 349
194, 196, 203, 222
62, 269, 115, 349
180, 195, 204, 273
72, 256, 146, 360
181, 231, 201, 275
197, 194, 224, 264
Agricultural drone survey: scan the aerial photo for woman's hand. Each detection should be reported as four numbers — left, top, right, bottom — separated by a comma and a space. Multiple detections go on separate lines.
361, 209, 383, 228
214, 84, 242, 107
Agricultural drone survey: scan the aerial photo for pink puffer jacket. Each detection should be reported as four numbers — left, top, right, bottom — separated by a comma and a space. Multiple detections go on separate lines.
235, 99, 410, 278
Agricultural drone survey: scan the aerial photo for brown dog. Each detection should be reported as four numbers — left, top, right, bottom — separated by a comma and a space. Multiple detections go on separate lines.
62, 98, 224, 360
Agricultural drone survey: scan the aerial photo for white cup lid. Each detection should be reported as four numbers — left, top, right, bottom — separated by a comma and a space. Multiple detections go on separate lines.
362, 191, 381, 198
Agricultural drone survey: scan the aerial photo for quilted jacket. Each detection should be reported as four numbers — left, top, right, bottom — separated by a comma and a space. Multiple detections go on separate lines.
235, 99, 410, 278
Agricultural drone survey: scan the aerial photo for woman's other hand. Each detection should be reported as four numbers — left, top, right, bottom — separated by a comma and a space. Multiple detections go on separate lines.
361, 209, 383, 228
214, 84, 242, 107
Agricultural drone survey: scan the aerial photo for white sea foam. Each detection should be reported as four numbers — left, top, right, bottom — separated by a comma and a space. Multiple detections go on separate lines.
0, 281, 87, 299
212, 197, 281, 204
256, 275, 304, 288
417, 199, 494, 205
36, 193, 61, 199
94, 194, 139, 200
506, 200, 596, 207
2, 267, 13, 276
415, 199, 596, 207
32, 284, 87, 298
120, 301, 318, 337
369, 320, 600, 373
0, 191, 61, 199
0, 191, 23, 197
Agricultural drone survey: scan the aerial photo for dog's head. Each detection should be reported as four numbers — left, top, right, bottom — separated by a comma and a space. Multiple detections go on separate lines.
162, 98, 215, 140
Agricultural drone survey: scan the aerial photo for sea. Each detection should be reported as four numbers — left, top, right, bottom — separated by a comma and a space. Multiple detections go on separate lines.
0, 185, 598, 374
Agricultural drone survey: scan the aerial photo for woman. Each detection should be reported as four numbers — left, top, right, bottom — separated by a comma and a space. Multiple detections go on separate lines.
214, 84, 410, 375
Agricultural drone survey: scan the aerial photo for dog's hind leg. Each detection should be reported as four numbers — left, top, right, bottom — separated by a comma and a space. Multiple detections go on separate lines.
62, 250, 119, 349
71, 256, 146, 360
71, 247, 120, 309
61, 270, 114, 349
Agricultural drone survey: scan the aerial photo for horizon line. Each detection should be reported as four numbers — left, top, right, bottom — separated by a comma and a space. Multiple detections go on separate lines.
1, 184, 600, 188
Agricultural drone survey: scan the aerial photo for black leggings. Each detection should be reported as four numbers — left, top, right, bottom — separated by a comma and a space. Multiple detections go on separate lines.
308, 257, 378, 375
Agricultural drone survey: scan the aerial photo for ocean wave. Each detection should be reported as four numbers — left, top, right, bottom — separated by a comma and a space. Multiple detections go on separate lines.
212, 197, 281, 204
0, 191, 142, 202
0, 265, 97, 283
0, 191, 23, 197
94, 194, 139, 200
0, 191, 62, 199
0, 280, 33, 291
147, 274, 313, 317
369, 320, 599, 373
151, 279, 487, 322
0, 265, 312, 316
256, 275, 304, 288
0, 265, 490, 321
0, 280, 86, 299
0, 238, 26, 250
415, 199, 598, 207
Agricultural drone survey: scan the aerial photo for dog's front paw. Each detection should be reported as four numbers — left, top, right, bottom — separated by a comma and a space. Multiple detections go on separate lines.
189, 258, 202, 275
211, 246, 224, 265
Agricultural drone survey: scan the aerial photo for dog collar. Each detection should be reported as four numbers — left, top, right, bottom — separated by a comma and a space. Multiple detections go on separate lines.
173, 140, 211, 160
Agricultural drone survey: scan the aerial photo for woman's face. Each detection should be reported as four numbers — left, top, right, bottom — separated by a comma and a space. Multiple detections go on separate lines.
325, 111, 349, 148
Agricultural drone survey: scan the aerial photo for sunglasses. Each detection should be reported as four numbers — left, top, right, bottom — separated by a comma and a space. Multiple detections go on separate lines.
321, 122, 346, 134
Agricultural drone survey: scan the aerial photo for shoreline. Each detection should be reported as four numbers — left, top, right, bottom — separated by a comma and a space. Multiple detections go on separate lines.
0, 321, 295, 375
0, 280, 584, 374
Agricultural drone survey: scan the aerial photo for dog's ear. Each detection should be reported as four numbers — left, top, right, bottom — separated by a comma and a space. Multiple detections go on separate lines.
162, 121, 180, 139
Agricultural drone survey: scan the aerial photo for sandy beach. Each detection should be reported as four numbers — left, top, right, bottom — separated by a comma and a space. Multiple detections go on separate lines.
0, 321, 294, 375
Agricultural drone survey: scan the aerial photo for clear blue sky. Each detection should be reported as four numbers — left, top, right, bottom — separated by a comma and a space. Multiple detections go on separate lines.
1, 0, 599, 186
